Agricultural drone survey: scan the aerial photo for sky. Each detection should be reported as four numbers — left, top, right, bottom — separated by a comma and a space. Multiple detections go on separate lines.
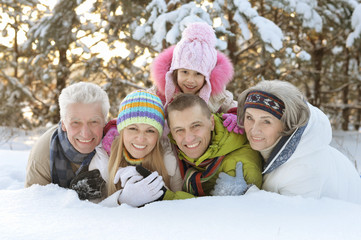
1, 127, 361, 240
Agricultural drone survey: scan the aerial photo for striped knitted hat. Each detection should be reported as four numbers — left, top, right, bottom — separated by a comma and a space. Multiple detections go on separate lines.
117, 90, 165, 137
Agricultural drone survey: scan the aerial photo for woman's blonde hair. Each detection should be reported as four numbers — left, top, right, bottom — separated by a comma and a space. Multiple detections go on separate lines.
237, 80, 310, 136
107, 131, 170, 197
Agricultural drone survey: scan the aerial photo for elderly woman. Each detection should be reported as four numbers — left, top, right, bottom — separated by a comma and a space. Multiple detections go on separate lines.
234, 80, 361, 204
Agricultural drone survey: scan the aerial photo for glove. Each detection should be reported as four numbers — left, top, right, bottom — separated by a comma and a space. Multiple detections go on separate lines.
135, 165, 167, 200
222, 113, 244, 134
70, 169, 106, 200
211, 162, 249, 196
114, 166, 142, 187
118, 171, 165, 207
102, 126, 119, 156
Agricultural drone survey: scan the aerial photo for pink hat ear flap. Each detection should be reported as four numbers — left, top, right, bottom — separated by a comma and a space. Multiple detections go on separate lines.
198, 76, 212, 104
164, 70, 177, 107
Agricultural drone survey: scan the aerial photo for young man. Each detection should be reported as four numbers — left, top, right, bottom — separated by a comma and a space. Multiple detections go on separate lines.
25, 82, 110, 201
166, 93, 262, 197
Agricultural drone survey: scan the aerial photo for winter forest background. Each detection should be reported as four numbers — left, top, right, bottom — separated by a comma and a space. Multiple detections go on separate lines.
1, 2, 361, 239
1, 0, 361, 132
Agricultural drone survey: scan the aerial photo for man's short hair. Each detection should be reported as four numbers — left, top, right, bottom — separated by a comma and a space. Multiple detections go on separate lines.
166, 93, 211, 125
59, 82, 110, 122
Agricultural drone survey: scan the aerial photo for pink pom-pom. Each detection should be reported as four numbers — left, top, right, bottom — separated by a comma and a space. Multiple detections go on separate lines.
182, 22, 216, 47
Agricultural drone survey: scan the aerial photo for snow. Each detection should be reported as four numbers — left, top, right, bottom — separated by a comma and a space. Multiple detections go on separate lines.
1, 127, 361, 239
134, 0, 283, 52
297, 50, 311, 61
346, 4, 361, 47
266, 0, 322, 32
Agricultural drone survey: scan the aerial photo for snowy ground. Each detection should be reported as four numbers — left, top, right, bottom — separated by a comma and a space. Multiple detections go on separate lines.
1, 126, 361, 240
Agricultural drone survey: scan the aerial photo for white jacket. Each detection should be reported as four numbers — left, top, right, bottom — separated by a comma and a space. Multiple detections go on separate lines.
262, 103, 361, 204
89, 144, 109, 183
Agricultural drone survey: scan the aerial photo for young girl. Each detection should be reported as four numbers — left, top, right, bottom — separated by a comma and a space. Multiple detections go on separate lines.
102, 22, 242, 156
149, 21, 241, 133
102, 90, 192, 207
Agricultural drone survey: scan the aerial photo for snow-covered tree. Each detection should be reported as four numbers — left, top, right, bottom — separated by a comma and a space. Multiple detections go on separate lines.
22, 0, 88, 123
89, 0, 152, 117
264, 0, 361, 130
0, 0, 42, 128
1, 0, 360, 130
132, 0, 284, 92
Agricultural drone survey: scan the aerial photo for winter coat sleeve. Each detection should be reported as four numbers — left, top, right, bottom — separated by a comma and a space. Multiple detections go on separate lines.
208, 89, 237, 113
263, 162, 323, 198
163, 189, 195, 200
99, 189, 121, 207
25, 126, 56, 187
89, 145, 110, 183
161, 136, 183, 191
220, 143, 263, 189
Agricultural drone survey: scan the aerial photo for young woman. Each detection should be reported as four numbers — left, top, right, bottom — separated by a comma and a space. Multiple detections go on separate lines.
102, 90, 192, 207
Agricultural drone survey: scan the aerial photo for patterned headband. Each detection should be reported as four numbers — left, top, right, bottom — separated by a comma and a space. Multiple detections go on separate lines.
244, 90, 285, 119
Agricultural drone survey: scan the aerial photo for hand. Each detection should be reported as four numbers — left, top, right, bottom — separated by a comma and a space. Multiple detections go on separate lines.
222, 113, 244, 134
211, 162, 249, 196
70, 169, 106, 200
118, 172, 165, 207
102, 126, 119, 156
114, 166, 141, 187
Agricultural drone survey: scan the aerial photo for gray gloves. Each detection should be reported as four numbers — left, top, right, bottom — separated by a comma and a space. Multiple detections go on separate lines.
70, 169, 106, 200
212, 162, 250, 196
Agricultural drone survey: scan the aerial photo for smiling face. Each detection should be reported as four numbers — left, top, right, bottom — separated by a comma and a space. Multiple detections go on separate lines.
243, 108, 284, 151
176, 68, 205, 94
122, 123, 159, 159
168, 105, 214, 159
61, 102, 105, 154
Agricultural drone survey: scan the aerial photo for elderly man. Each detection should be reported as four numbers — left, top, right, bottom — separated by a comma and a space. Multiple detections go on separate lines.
166, 93, 262, 197
25, 82, 110, 201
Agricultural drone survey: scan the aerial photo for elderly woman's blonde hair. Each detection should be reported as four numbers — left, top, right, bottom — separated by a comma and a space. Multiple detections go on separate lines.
237, 80, 310, 136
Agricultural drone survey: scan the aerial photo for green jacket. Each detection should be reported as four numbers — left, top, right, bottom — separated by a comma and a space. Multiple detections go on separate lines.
163, 114, 262, 199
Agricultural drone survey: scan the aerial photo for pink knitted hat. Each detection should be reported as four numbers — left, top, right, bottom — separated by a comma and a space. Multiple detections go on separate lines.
164, 22, 218, 106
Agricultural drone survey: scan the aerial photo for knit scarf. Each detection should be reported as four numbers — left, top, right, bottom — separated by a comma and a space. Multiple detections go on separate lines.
123, 148, 143, 165
50, 122, 95, 188
175, 146, 224, 196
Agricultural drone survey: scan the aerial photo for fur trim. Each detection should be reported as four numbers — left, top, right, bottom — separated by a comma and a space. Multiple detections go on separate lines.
150, 46, 175, 95
150, 46, 234, 96
210, 52, 234, 95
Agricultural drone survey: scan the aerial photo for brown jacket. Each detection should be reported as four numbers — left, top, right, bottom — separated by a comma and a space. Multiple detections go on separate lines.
25, 125, 80, 187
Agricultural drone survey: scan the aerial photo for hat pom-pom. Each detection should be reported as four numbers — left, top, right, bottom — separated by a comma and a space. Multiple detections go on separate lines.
182, 22, 216, 47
